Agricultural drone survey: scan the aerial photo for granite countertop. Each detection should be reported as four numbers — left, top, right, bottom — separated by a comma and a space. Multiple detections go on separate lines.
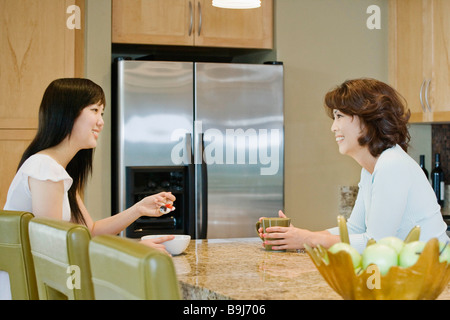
171, 237, 450, 300
172, 237, 340, 300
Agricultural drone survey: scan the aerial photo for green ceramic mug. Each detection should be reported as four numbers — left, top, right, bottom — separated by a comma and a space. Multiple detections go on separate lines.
255, 217, 291, 252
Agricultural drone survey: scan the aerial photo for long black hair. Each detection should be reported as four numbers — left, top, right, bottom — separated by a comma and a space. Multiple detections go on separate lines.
19, 78, 105, 225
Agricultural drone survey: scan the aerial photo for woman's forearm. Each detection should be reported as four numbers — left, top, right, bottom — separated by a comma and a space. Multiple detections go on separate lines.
81, 192, 174, 237
304, 230, 340, 249
265, 226, 341, 250
90, 206, 140, 237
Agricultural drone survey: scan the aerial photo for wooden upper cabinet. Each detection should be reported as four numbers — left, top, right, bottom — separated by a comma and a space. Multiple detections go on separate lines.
430, 0, 450, 121
194, 0, 272, 49
389, 0, 450, 123
0, 0, 84, 208
0, 0, 84, 130
112, 0, 195, 46
112, 0, 273, 49
389, 0, 424, 122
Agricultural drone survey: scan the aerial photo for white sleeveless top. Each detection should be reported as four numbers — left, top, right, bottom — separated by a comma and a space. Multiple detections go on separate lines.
1, 154, 73, 299
4, 154, 73, 221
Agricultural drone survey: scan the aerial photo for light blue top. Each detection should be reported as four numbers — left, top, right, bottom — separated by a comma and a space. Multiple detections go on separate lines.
328, 144, 449, 253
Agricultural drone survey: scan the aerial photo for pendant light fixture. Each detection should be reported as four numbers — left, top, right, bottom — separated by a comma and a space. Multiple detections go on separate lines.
212, 0, 261, 9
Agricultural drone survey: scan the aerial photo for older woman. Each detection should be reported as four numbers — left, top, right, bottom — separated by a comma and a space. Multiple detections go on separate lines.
261, 78, 449, 253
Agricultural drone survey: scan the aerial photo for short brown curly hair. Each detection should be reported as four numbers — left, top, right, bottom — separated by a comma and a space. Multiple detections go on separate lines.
324, 78, 411, 157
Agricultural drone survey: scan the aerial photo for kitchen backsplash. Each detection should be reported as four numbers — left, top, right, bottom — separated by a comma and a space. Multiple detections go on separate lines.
338, 186, 358, 219
432, 124, 449, 184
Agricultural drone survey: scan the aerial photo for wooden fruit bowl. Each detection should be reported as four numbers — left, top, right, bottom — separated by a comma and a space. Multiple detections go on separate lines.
305, 216, 450, 300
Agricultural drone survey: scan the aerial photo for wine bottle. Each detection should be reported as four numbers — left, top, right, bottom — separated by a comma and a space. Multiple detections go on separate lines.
419, 155, 429, 180
431, 153, 445, 207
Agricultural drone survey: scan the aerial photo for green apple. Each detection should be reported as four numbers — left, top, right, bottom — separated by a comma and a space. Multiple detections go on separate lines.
399, 241, 425, 268
439, 242, 450, 264
377, 236, 404, 254
362, 243, 398, 275
328, 242, 361, 269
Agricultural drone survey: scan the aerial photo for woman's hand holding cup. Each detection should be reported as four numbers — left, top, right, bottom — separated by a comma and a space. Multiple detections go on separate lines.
256, 210, 291, 252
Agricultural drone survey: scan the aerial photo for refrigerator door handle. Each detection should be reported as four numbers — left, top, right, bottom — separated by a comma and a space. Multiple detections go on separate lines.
185, 133, 193, 165
186, 132, 196, 237
200, 133, 208, 238
195, 133, 208, 239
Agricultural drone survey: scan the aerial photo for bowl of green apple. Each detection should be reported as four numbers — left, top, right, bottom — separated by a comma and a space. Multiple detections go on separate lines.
305, 216, 450, 300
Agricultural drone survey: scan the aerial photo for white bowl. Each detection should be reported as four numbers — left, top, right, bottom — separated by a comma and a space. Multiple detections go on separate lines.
141, 234, 191, 255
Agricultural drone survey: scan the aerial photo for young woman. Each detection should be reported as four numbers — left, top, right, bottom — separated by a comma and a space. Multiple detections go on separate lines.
3, 78, 175, 249
260, 78, 449, 253
1, 78, 179, 300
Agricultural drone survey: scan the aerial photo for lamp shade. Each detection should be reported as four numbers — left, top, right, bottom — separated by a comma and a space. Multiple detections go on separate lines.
212, 0, 261, 9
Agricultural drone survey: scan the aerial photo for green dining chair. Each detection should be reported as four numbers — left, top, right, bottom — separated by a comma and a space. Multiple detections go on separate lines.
89, 234, 181, 300
28, 218, 94, 300
0, 210, 38, 300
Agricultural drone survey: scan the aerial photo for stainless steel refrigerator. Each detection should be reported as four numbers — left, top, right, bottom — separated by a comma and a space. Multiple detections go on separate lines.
112, 59, 284, 239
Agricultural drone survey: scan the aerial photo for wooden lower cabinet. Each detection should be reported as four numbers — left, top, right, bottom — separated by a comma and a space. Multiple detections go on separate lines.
0, 130, 36, 208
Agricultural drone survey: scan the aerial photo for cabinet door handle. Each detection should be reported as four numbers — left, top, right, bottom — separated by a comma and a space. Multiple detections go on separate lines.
419, 79, 426, 112
198, 1, 202, 36
424, 79, 431, 112
188, 1, 193, 36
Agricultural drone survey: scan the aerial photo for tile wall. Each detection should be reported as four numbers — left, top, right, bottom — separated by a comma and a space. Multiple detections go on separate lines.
431, 124, 450, 184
